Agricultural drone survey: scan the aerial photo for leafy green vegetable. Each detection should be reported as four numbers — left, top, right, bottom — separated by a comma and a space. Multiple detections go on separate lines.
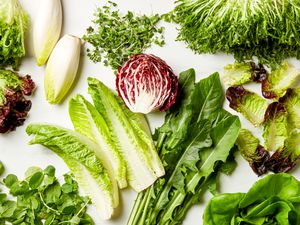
203, 173, 300, 225
0, 161, 4, 176
69, 94, 127, 188
262, 61, 300, 99
279, 88, 300, 129
0, 164, 94, 224
263, 102, 289, 152
88, 77, 165, 192
127, 69, 241, 225
266, 130, 300, 173
0, 69, 35, 133
83, 1, 165, 70
0, 0, 28, 69
174, 0, 300, 68
223, 62, 267, 85
236, 129, 270, 176
26, 123, 119, 219
226, 85, 269, 126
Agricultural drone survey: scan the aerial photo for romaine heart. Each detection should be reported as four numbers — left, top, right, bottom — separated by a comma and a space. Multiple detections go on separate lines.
116, 54, 178, 114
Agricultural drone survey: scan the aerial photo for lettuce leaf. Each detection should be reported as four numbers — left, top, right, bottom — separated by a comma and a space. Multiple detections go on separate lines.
0, 0, 28, 68
88, 78, 164, 192
263, 102, 289, 151
203, 173, 300, 225
279, 88, 300, 129
262, 61, 300, 99
226, 85, 269, 126
236, 129, 270, 175
223, 62, 267, 85
69, 94, 127, 188
26, 123, 119, 218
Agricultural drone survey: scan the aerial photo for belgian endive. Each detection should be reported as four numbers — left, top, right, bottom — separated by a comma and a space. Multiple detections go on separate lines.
33, 0, 62, 66
45, 35, 81, 104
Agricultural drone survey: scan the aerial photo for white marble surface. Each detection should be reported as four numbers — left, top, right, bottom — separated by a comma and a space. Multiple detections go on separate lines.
1, 0, 299, 224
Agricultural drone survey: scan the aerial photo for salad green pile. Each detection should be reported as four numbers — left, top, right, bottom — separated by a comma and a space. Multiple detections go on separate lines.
174, 0, 300, 68
128, 69, 241, 225
0, 164, 93, 224
203, 173, 300, 225
83, 1, 165, 70
225, 61, 300, 175
0, 0, 28, 69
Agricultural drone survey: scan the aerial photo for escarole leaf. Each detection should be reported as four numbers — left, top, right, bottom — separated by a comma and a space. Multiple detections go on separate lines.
127, 70, 241, 225
262, 61, 300, 99
226, 86, 268, 126
69, 94, 127, 188
88, 77, 164, 192
279, 88, 300, 129
263, 102, 289, 152
26, 123, 118, 218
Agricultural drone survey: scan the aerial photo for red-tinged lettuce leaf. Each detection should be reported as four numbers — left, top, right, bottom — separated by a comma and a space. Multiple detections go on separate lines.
223, 62, 267, 85
236, 129, 270, 176
262, 61, 300, 99
266, 131, 300, 173
263, 102, 289, 152
0, 70, 35, 133
279, 88, 300, 129
226, 85, 268, 126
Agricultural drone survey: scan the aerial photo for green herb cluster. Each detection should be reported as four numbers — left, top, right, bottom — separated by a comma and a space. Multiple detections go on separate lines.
203, 173, 300, 225
83, 1, 165, 70
128, 69, 241, 225
0, 164, 93, 225
174, 0, 300, 68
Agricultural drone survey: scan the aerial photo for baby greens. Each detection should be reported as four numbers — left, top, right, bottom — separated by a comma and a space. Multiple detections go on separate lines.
83, 1, 165, 70
0, 164, 94, 224
127, 69, 241, 225
203, 173, 300, 225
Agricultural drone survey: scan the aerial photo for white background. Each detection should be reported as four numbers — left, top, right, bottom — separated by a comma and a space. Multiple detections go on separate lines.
1, 0, 300, 224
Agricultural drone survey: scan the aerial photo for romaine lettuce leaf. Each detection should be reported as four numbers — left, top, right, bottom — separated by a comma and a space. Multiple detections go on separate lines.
88, 77, 164, 192
263, 102, 289, 151
69, 94, 127, 188
26, 124, 119, 213
58, 153, 114, 220
226, 85, 268, 126
262, 61, 300, 99
279, 88, 300, 129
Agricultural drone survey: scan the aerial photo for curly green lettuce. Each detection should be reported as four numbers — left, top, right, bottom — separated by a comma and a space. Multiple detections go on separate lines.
0, 0, 28, 69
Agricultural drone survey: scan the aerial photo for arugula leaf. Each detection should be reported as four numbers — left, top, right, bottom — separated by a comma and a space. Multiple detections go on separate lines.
0, 162, 4, 176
